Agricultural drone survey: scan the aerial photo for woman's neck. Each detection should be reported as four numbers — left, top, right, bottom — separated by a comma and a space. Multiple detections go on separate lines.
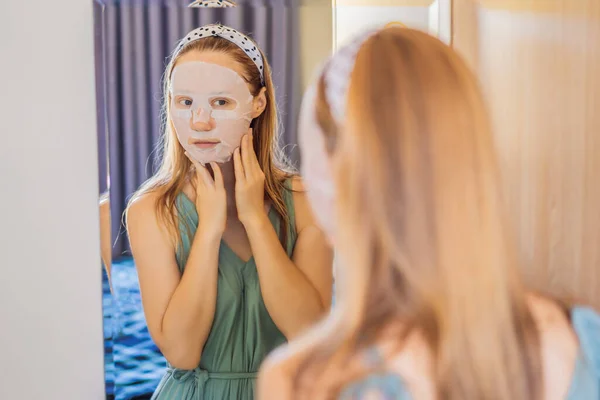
186, 160, 241, 219
211, 160, 238, 218
214, 160, 235, 192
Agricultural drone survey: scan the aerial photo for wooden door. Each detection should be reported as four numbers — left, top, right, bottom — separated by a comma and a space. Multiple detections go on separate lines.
453, 0, 600, 308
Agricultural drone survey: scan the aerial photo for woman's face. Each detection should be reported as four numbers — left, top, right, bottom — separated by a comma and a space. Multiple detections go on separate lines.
170, 51, 263, 165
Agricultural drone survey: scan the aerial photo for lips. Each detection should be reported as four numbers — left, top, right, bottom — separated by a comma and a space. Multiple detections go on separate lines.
189, 138, 221, 149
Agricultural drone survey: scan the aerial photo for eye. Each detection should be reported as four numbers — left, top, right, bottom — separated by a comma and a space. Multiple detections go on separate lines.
211, 98, 230, 107
210, 97, 238, 110
176, 97, 193, 107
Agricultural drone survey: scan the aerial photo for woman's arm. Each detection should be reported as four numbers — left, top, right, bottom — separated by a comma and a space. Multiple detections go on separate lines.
99, 193, 112, 282
244, 177, 334, 339
126, 193, 220, 370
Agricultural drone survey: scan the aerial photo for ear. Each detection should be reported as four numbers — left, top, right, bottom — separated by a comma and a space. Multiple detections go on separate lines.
251, 87, 268, 118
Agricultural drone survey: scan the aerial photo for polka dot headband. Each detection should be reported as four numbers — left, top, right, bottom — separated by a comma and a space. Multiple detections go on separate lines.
174, 24, 265, 86
188, 0, 237, 7
323, 29, 377, 124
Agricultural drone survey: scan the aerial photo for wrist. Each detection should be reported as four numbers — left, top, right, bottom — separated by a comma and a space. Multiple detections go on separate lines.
240, 211, 270, 231
196, 224, 224, 244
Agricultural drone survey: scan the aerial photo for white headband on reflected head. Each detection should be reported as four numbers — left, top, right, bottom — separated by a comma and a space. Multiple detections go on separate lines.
323, 30, 377, 125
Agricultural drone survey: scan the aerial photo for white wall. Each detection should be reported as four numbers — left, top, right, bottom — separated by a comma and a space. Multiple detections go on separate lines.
334, 0, 451, 48
0, 0, 105, 399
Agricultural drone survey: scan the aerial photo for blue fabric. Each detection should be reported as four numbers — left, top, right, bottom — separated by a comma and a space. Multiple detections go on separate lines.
339, 307, 600, 399
104, 257, 166, 400
567, 307, 600, 399
339, 373, 409, 400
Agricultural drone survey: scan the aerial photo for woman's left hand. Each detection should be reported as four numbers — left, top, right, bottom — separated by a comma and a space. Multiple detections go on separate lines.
234, 129, 268, 228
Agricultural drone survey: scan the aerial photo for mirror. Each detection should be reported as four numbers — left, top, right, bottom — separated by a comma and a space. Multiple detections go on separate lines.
94, 0, 451, 398
95, 0, 334, 398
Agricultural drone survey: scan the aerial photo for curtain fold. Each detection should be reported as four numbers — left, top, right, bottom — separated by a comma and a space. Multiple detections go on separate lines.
94, 0, 301, 257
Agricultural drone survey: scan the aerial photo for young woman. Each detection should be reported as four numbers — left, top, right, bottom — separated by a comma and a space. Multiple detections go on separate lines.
258, 27, 600, 400
126, 24, 333, 399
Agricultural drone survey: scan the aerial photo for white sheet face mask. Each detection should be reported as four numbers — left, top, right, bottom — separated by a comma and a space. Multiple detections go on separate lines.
170, 61, 254, 164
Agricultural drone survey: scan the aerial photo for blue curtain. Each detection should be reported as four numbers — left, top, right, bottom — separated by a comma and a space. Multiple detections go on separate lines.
94, 0, 302, 258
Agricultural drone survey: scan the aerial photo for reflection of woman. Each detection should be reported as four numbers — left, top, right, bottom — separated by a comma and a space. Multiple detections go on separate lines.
126, 24, 333, 399
99, 191, 112, 281
258, 28, 600, 400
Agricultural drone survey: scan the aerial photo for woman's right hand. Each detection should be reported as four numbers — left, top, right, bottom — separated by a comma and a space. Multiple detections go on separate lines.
186, 154, 227, 238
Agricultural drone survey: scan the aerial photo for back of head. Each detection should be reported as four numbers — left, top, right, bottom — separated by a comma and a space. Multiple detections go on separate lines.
298, 28, 542, 400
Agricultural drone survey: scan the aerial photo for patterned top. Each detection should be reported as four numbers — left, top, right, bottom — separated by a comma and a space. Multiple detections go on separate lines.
339, 307, 600, 399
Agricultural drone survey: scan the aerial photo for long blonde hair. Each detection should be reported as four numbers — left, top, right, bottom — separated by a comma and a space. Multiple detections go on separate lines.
127, 34, 293, 247
294, 28, 542, 400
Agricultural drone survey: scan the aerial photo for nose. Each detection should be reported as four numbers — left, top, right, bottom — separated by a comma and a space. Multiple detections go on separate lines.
190, 107, 215, 131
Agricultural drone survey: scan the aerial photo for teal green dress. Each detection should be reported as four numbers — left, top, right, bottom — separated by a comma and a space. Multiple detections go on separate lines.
151, 181, 296, 400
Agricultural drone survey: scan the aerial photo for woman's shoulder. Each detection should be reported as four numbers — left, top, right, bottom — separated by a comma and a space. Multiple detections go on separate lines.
526, 295, 600, 351
338, 301, 600, 400
526, 294, 600, 399
127, 181, 191, 220
286, 175, 306, 208
279, 174, 304, 194
284, 175, 315, 234
127, 190, 161, 222
259, 340, 413, 400
126, 186, 182, 231
125, 192, 167, 248
258, 316, 337, 399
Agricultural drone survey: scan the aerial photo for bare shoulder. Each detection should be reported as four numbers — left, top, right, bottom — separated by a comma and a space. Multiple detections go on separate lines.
259, 319, 337, 399
527, 293, 577, 342
289, 175, 307, 202
288, 176, 314, 233
99, 197, 110, 218
257, 344, 296, 400
126, 190, 161, 227
125, 190, 174, 248
526, 293, 579, 400
289, 175, 306, 191
126, 188, 181, 291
